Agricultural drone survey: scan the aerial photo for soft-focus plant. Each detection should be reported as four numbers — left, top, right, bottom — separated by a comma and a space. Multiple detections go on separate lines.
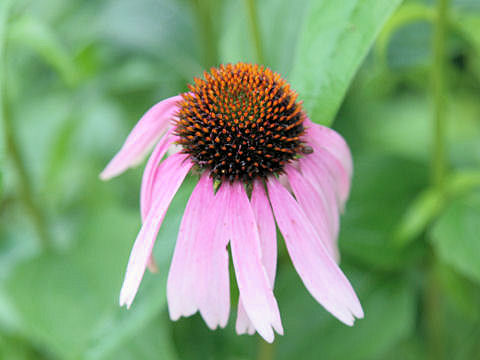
0, 0, 480, 359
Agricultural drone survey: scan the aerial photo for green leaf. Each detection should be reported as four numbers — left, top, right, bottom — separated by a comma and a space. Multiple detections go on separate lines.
4, 179, 193, 360
453, 11, 480, 53
437, 263, 480, 321
375, 2, 434, 65
393, 187, 444, 246
0, 0, 13, 157
0, 334, 43, 360
4, 206, 140, 359
339, 154, 428, 270
445, 170, 480, 197
219, 0, 309, 75
349, 92, 480, 166
275, 268, 416, 360
8, 16, 78, 86
289, 0, 401, 125
91, 314, 178, 360
392, 170, 480, 247
430, 191, 480, 284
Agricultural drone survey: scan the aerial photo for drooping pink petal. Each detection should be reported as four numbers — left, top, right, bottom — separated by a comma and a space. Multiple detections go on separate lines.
236, 180, 282, 336
304, 117, 353, 177
167, 174, 215, 321
195, 183, 231, 329
229, 182, 281, 343
299, 156, 340, 237
168, 178, 231, 329
286, 165, 339, 261
267, 178, 363, 325
140, 128, 177, 221
236, 305, 256, 336
100, 95, 183, 180
119, 153, 192, 308
303, 119, 353, 205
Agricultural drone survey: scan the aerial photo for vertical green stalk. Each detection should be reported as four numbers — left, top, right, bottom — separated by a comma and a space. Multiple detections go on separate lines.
432, 0, 449, 189
424, 254, 444, 360
425, 1, 449, 359
192, 0, 218, 68
0, 0, 50, 250
245, 0, 265, 65
257, 339, 274, 360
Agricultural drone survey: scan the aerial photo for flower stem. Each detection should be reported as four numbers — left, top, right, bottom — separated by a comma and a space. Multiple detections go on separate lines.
424, 252, 444, 360
245, 0, 265, 65
432, 0, 449, 189
425, 1, 449, 359
257, 339, 275, 360
0, 1, 50, 250
192, 0, 218, 68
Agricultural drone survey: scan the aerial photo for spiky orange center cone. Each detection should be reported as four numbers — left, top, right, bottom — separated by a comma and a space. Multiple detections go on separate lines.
175, 63, 306, 182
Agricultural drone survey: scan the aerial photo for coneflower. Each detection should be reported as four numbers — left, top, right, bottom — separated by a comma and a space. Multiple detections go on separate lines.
101, 63, 363, 342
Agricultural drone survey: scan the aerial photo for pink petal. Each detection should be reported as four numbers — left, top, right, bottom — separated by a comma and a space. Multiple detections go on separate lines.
286, 165, 339, 262
100, 95, 183, 180
235, 305, 256, 335
303, 119, 353, 205
119, 153, 192, 308
304, 117, 353, 177
267, 178, 363, 325
167, 174, 216, 321
196, 183, 231, 329
229, 182, 281, 343
140, 128, 177, 221
236, 180, 282, 336
299, 156, 340, 236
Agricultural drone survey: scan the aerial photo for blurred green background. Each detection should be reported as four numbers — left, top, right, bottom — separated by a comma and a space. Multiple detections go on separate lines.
1, 0, 480, 359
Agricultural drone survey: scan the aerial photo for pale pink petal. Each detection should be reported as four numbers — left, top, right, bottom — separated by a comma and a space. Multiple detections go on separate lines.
119, 153, 192, 308
229, 182, 281, 343
251, 180, 279, 295
100, 95, 183, 180
304, 117, 353, 177
236, 179, 282, 336
307, 145, 351, 206
235, 304, 256, 335
196, 183, 231, 329
140, 128, 177, 221
267, 178, 363, 324
167, 174, 215, 321
286, 165, 339, 261
303, 119, 352, 205
299, 156, 340, 237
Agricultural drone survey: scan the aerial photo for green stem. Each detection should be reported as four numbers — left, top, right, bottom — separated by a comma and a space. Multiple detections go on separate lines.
425, 1, 449, 359
257, 339, 275, 360
432, 0, 449, 189
192, 0, 218, 68
0, 1, 50, 250
245, 0, 265, 65
424, 253, 444, 360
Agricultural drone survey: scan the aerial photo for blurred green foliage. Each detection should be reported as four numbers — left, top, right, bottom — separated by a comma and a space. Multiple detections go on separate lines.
1, 0, 480, 359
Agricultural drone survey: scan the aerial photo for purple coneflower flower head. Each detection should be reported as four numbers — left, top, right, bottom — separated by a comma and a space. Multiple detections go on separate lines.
101, 63, 363, 342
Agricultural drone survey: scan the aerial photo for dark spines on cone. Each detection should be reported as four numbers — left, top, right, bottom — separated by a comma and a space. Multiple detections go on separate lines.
175, 63, 305, 182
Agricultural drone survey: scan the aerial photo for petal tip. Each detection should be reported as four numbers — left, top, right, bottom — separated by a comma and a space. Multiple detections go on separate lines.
99, 169, 113, 181
260, 329, 275, 343
273, 323, 284, 336
168, 308, 181, 322
355, 306, 365, 319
